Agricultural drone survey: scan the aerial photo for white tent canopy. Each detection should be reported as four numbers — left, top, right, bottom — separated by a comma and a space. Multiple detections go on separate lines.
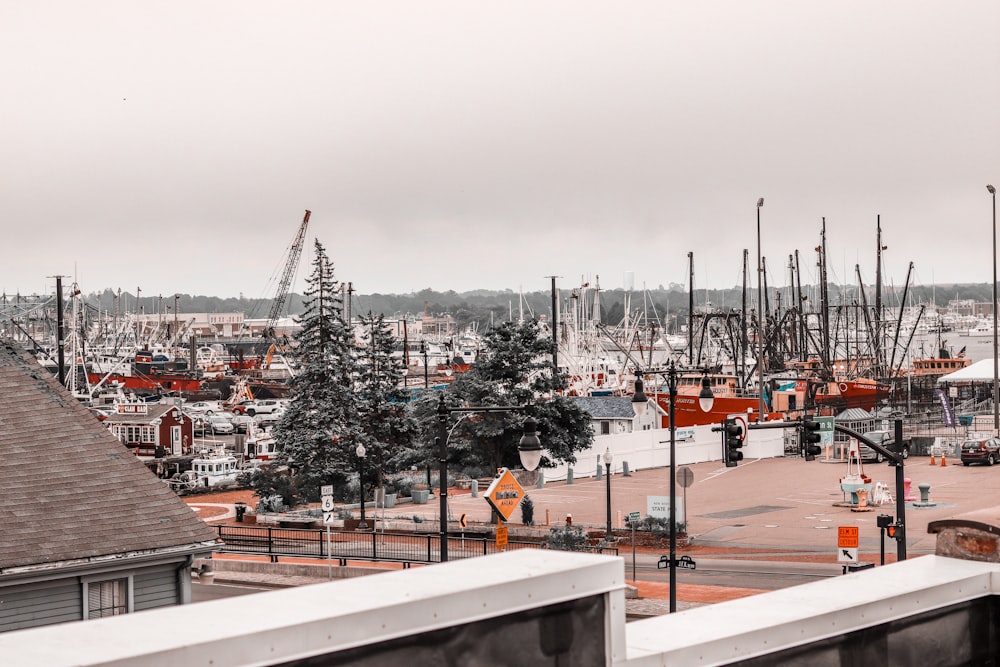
937, 359, 999, 383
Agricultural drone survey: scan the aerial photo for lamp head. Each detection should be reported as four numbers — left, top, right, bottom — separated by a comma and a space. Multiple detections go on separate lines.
757, 197, 764, 208
518, 417, 543, 472
631, 375, 648, 417
603, 447, 613, 466
698, 374, 715, 412
989, 184, 996, 195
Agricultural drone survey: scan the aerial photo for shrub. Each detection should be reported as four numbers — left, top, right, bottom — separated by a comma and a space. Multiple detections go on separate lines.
545, 524, 590, 552
520, 494, 535, 526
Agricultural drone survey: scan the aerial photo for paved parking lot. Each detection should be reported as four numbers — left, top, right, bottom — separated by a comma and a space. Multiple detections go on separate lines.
376, 452, 1000, 558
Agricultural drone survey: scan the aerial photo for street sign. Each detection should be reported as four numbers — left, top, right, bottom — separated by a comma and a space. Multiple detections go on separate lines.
321, 485, 334, 497
459, 513, 467, 529
675, 555, 697, 570
495, 524, 508, 549
676, 467, 694, 488
321, 495, 335, 512
323, 511, 336, 526
838, 546, 858, 563
627, 511, 641, 525
838, 526, 859, 549
484, 468, 526, 522
657, 555, 697, 570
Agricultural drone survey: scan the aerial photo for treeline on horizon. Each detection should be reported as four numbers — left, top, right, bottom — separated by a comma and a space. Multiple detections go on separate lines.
80, 282, 997, 334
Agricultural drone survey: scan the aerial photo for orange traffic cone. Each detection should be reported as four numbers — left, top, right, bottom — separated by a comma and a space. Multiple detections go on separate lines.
941, 453, 947, 467
929, 453, 937, 465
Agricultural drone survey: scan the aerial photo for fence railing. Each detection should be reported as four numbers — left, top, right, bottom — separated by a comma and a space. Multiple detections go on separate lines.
214, 525, 618, 565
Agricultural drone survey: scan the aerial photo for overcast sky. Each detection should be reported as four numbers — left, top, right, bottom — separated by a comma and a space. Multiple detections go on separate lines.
4, 2, 998, 302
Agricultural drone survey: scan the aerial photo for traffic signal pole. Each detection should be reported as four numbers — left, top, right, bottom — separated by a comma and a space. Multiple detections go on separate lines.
733, 417, 907, 562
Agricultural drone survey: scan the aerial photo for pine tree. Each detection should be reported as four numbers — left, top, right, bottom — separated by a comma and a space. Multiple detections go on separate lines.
356, 311, 415, 492
272, 240, 362, 501
404, 319, 593, 476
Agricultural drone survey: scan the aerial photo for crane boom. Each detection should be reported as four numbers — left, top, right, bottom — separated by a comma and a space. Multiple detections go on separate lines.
264, 209, 311, 340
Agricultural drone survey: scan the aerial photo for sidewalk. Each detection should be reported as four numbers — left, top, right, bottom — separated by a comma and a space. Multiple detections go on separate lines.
187, 454, 997, 612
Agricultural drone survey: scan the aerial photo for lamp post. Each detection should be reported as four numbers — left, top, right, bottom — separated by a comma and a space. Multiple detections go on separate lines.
436, 394, 542, 562
603, 448, 613, 541
990, 184, 998, 434
631, 363, 714, 612
356, 443, 368, 530
756, 197, 765, 422
421, 341, 429, 389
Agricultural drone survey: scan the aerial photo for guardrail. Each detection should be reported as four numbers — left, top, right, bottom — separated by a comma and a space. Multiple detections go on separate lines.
214, 525, 618, 565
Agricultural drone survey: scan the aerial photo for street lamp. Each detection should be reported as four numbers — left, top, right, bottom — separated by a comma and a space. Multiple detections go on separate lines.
990, 184, 998, 434
603, 448, 613, 541
756, 197, 765, 422
356, 443, 368, 530
436, 394, 542, 562
633, 363, 714, 612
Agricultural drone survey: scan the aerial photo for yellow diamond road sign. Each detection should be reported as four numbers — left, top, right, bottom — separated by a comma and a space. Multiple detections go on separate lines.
484, 467, 526, 522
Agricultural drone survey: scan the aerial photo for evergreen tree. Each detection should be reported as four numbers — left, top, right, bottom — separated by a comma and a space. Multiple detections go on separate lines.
405, 319, 593, 475
356, 311, 416, 491
271, 240, 362, 502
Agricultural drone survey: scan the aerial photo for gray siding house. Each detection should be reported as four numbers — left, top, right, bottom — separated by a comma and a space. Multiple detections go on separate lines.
568, 396, 639, 435
0, 341, 218, 632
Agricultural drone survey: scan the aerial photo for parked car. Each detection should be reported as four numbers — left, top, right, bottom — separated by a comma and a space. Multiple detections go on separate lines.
186, 400, 224, 415
960, 438, 1000, 466
858, 430, 910, 463
205, 413, 236, 435
254, 406, 287, 426
246, 399, 283, 416
229, 413, 255, 433
230, 400, 257, 416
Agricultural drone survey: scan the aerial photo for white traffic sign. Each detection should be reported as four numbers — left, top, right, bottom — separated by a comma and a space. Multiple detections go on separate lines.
838, 546, 858, 563
323, 511, 337, 526
321, 485, 334, 497
321, 495, 335, 512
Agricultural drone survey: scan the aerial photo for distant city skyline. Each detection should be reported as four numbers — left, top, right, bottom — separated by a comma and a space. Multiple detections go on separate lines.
3, 3, 998, 300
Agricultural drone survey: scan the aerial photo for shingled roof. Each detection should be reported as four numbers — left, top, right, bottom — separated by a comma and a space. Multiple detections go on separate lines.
0, 340, 218, 570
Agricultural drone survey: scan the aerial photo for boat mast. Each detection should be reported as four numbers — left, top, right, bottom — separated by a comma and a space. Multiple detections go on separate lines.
741, 250, 748, 390
819, 219, 831, 374
875, 216, 884, 378
687, 252, 694, 366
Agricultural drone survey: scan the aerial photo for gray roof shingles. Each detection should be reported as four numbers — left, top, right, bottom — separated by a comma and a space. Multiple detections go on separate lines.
0, 341, 218, 570
568, 396, 636, 419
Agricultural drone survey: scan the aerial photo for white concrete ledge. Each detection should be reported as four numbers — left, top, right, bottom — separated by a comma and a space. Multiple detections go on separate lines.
625, 555, 999, 666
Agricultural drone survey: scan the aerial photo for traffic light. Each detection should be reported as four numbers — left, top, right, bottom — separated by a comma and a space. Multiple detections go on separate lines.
801, 420, 822, 461
722, 418, 744, 467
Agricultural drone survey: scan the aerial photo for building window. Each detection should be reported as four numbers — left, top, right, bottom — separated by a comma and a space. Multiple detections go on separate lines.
85, 577, 130, 619
600, 421, 611, 435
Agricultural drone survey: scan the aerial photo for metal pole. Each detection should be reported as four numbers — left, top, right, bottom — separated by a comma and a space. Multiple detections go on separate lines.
894, 418, 907, 561
669, 362, 678, 613
756, 198, 765, 421
358, 455, 368, 529
438, 396, 449, 562
992, 185, 998, 434
605, 461, 612, 540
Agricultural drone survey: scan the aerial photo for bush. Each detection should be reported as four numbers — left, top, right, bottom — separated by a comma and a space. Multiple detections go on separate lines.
545, 524, 590, 552
520, 494, 535, 526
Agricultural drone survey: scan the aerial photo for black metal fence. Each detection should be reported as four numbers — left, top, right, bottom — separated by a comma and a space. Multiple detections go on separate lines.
214, 525, 618, 565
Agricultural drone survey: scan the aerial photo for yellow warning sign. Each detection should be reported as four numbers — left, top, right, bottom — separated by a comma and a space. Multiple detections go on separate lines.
484, 467, 526, 522
496, 524, 508, 549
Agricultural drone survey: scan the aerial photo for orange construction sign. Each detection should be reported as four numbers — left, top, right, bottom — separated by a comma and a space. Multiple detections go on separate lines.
484, 467, 526, 522
838, 526, 859, 548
